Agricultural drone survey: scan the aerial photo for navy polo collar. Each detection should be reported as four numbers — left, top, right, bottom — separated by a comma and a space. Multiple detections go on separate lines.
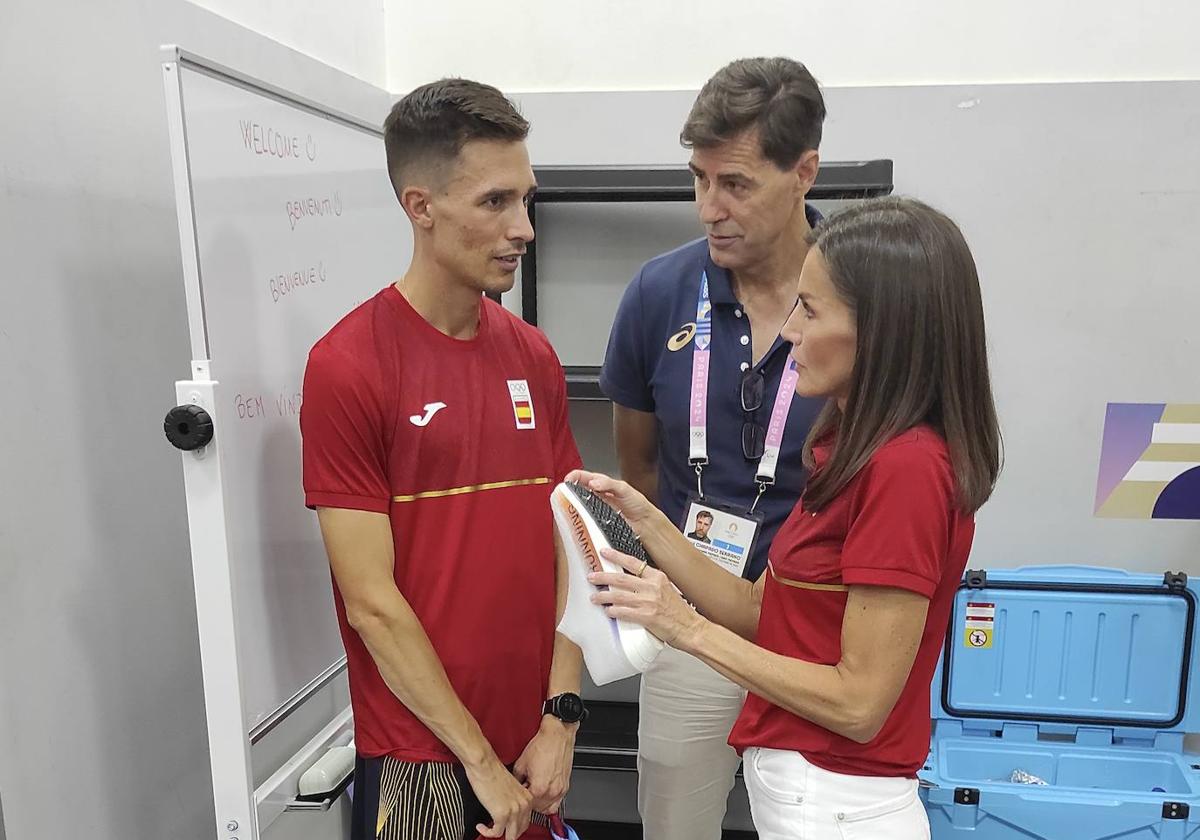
705, 260, 739, 305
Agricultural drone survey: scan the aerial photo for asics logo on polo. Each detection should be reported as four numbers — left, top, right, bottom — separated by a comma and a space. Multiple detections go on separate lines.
667, 323, 697, 351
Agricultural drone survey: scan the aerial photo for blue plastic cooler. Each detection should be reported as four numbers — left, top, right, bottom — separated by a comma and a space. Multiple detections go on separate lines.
920, 565, 1200, 839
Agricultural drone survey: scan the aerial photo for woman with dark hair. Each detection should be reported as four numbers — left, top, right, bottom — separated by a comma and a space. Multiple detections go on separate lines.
572, 196, 1001, 838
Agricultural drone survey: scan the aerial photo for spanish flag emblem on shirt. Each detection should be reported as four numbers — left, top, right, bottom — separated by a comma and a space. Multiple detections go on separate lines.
507, 379, 536, 430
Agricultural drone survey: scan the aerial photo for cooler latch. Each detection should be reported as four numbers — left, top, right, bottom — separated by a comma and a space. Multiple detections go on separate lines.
1164, 571, 1188, 592
1163, 801, 1190, 820
954, 787, 980, 805
950, 787, 982, 829
964, 570, 987, 590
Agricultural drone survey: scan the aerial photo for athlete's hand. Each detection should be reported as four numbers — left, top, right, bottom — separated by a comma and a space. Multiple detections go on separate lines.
564, 469, 660, 533
464, 757, 533, 840
513, 715, 577, 814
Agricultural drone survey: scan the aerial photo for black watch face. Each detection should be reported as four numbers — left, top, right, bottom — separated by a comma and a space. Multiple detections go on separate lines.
558, 693, 584, 722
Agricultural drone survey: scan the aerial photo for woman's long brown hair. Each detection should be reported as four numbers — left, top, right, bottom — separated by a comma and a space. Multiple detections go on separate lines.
801, 197, 1002, 513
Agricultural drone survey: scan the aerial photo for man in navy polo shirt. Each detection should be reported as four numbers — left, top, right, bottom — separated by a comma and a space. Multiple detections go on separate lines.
599, 57, 827, 840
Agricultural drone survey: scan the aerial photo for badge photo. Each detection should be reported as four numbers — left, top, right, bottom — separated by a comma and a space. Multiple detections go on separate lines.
681, 498, 761, 578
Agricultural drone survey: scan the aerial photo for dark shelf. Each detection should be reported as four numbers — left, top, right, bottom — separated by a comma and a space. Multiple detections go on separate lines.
532, 160, 894, 203
577, 700, 639, 753
565, 365, 605, 401
522, 160, 894, 326
573, 700, 742, 778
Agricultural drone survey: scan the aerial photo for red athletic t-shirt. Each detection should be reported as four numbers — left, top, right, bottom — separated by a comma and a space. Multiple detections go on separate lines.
728, 426, 974, 777
300, 285, 582, 764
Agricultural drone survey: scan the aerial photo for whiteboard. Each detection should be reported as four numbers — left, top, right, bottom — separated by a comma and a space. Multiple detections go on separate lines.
168, 55, 410, 735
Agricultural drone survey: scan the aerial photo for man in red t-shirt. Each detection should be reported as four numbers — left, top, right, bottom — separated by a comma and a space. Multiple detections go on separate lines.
301, 79, 584, 840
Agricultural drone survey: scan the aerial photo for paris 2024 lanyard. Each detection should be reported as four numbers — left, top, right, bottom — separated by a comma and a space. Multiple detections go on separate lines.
682, 272, 800, 577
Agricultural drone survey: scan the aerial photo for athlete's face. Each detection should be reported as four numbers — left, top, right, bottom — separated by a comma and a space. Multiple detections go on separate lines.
428, 139, 536, 296
694, 516, 712, 538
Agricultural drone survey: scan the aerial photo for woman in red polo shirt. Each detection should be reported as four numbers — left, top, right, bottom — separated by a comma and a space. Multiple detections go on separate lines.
575, 196, 1001, 839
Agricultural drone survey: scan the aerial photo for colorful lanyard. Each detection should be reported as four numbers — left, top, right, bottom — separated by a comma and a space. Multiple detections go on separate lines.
688, 272, 800, 511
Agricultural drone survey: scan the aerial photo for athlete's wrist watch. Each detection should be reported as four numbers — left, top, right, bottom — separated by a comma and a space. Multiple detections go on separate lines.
542, 692, 588, 724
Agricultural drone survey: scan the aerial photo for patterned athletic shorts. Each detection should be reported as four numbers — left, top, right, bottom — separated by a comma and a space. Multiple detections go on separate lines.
350, 754, 552, 840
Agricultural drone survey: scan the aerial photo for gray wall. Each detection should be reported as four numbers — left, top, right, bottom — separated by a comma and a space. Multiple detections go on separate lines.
517, 83, 1200, 576
0, 4, 386, 839
519, 84, 1200, 740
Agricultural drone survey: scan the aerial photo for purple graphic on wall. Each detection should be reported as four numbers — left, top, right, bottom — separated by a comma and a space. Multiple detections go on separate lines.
1094, 403, 1166, 513
1095, 403, 1200, 520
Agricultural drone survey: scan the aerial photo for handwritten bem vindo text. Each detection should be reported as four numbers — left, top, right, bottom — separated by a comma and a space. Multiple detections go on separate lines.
235, 391, 304, 421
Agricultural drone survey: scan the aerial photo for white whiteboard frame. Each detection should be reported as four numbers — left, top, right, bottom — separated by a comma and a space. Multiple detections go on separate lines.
161, 46, 361, 839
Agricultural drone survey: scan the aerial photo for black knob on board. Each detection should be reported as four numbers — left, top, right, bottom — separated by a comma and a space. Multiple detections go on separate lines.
164, 404, 214, 451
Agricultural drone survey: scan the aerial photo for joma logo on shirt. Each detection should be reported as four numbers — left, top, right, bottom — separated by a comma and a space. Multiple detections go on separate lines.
409, 402, 447, 427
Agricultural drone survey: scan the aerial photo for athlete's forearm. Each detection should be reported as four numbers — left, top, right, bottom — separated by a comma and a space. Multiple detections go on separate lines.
546, 632, 583, 698
549, 530, 583, 698
352, 595, 500, 771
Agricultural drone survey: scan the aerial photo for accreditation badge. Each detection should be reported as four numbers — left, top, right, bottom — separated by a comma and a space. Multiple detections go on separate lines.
680, 495, 762, 578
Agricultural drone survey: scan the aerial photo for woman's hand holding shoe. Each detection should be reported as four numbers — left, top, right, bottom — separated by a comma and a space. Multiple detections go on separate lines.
587, 548, 705, 649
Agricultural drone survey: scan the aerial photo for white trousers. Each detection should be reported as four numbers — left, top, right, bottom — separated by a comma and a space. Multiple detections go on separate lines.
744, 747, 930, 840
637, 646, 747, 840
